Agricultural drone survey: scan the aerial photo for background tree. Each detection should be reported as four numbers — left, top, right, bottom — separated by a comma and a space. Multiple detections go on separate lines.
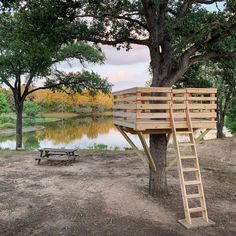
226, 95, 236, 133
60, 0, 236, 196
0, 1, 111, 149
0, 92, 10, 114
215, 60, 236, 138
176, 60, 236, 138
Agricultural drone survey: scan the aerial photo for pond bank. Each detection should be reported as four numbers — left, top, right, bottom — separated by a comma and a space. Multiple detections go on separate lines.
0, 125, 45, 136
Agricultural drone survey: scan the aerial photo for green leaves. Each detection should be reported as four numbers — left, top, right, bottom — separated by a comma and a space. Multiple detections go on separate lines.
45, 70, 112, 95
55, 43, 105, 64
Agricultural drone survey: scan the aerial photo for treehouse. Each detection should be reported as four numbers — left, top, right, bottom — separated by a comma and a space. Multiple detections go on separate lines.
112, 87, 217, 229
113, 87, 217, 133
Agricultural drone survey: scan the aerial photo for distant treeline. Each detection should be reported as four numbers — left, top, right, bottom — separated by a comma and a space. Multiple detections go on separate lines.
0, 88, 112, 114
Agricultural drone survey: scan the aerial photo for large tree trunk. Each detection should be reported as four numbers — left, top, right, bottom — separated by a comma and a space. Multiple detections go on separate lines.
15, 100, 24, 150
149, 133, 168, 196
148, 46, 170, 196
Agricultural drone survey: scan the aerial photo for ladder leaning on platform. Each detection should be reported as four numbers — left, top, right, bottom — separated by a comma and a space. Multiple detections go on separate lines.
170, 102, 214, 228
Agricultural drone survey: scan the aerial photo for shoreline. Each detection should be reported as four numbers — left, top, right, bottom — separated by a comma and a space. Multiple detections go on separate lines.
0, 125, 45, 136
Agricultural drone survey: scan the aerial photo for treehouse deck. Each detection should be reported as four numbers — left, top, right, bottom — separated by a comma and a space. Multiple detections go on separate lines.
112, 87, 217, 133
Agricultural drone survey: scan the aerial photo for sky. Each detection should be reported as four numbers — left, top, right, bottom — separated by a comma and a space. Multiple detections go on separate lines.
57, 44, 150, 92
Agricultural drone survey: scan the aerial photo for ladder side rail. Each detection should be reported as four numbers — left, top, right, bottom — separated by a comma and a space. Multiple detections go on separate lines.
170, 104, 192, 225
186, 102, 209, 222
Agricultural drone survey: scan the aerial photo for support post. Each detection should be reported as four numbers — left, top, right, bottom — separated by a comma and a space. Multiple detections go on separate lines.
116, 125, 156, 171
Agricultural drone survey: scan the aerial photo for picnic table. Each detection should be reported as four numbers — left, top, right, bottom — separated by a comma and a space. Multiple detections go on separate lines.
36, 148, 78, 164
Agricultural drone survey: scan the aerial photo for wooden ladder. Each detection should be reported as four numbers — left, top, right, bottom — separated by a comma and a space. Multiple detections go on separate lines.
170, 103, 210, 227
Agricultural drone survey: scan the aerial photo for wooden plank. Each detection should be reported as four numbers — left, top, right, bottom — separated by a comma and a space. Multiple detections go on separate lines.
179, 217, 215, 229
115, 126, 149, 167
192, 121, 216, 128
137, 131, 157, 171
114, 117, 136, 123
112, 87, 137, 96
137, 104, 172, 109
172, 89, 187, 94
188, 97, 217, 101
38, 148, 77, 152
113, 120, 136, 129
136, 103, 216, 110
113, 112, 136, 119
188, 104, 217, 109
136, 112, 209, 119
172, 96, 187, 101
137, 87, 172, 93
186, 88, 217, 93
136, 96, 171, 101
190, 112, 216, 118
112, 104, 137, 109
113, 96, 137, 102
136, 113, 169, 119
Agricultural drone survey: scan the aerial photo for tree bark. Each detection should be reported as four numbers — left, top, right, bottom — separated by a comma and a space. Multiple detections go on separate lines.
149, 133, 168, 196
217, 116, 224, 138
148, 44, 169, 196
15, 100, 24, 150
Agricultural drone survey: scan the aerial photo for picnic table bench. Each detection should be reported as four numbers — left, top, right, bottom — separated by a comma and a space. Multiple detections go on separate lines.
36, 148, 78, 164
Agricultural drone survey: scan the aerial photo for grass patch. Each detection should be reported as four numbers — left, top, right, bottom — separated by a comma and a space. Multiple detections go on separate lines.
0, 123, 15, 129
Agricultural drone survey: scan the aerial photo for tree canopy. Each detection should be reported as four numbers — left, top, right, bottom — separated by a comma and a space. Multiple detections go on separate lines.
0, 0, 111, 149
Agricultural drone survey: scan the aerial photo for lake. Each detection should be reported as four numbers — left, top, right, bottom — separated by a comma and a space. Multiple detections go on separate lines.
0, 116, 232, 150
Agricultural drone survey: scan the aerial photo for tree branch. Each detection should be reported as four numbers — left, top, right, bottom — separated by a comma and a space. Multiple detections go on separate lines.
22, 73, 34, 100
177, 0, 224, 19
190, 51, 236, 63
164, 44, 200, 85
0, 77, 14, 91
80, 36, 149, 46
78, 13, 148, 30
27, 83, 63, 95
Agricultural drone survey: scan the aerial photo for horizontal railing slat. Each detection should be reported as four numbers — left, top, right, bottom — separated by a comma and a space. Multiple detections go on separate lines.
113, 96, 137, 102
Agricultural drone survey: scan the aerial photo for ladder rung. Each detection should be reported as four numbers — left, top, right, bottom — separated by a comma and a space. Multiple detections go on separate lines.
184, 180, 201, 186
186, 194, 201, 199
182, 168, 198, 172
178, 143, 194, 146
189, 207, 205, 213
181, 155, 196, 160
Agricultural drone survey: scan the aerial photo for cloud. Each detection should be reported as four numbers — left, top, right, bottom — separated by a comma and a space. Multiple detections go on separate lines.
102, 45, 150, 65
55, 45, 151, 91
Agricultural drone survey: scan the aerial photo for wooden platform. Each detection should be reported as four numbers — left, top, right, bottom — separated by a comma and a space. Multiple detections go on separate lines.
178, 217, 215, 229
112, 87, 217, 133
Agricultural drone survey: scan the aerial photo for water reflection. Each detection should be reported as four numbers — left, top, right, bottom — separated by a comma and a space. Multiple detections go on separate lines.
0, 116, 233, 150
0, 117, 142, 150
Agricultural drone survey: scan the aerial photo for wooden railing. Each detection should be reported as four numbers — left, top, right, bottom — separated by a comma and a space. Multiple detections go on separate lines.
112, 87, 217, 131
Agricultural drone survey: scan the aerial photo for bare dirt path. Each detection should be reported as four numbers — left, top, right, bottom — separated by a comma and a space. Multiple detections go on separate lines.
0, 137, 236, 236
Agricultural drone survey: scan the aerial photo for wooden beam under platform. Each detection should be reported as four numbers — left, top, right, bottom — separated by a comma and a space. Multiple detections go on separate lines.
115, 125, 157, 171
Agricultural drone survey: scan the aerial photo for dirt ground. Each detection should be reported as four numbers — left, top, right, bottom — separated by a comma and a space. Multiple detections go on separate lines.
0, 137, 236, 236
